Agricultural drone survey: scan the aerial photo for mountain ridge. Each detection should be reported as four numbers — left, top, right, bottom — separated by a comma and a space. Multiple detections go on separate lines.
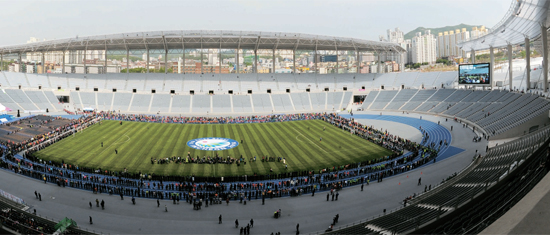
404, 23, 485, 40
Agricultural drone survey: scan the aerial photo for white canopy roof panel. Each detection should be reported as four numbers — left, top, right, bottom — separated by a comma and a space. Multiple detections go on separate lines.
0, 30, 406, 54
459, 0, 550, 51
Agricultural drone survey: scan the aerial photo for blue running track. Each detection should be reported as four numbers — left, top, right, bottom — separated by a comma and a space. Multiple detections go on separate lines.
338, 114, 464, 163
0, 114, 464, 200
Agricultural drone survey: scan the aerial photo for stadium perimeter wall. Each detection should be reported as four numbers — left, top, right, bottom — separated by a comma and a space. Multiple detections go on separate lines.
412, 135, 550, 234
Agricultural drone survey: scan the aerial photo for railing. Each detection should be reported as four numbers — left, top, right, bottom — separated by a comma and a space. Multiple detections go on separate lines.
0, 194, 98, 235
407, 156, 481, 205
381, 128, 550, 234
464, 166, 547, 234
325, 126, 550, 235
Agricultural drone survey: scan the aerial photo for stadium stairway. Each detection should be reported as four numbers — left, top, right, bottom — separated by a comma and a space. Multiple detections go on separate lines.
23, 74, 31, 88
0, 72, 11, 87
42, 90, 58, 111
147, 94, 154, 113
127, 93, 135, 112
288, 93, 297, 111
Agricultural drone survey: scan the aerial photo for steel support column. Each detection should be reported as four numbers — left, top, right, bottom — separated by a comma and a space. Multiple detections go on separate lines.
272, 49, 275, 73
41, 52, 45, 74
0, 54, 3, 71
336, 50, 339, 74
471, 49, 475, 64
236, 49, 240, 74
490, 47, 494, 89
314, 50, 318, 74
254, 50, 258, 73
146, 49, 149, 73
525, 37, 530, 91
126, 49, 129, 74
164, 50, 168, 74
83, 49, 87, 74
508, 44, 513, 91
200, 49, 204, 74
219, 49, 222, 74
103, 49, 107, 74
542, 25, 548, 92
377, 52, 382, 74
62, 51, 66, 74
182, 48, 185, 74
18, 53, 22, 73
356, 51, 360, 74
400, 52, 405, 72
292, 50, 296, 74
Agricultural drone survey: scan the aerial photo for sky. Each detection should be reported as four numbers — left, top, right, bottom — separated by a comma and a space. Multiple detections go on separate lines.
0, 0, 509, 46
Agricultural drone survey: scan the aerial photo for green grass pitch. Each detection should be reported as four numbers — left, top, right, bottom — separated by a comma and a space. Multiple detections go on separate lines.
34, 120, 393, 177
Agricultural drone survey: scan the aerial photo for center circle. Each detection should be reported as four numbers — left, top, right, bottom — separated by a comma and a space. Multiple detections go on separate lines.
187, 137, 239, 151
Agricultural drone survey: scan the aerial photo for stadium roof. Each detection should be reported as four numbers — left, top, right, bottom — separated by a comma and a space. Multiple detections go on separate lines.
0, 30, 406, 54
458, 0, 550, 51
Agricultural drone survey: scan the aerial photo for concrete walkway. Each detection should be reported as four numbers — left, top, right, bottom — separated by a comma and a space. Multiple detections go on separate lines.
0, 111, 486, 234
480, 171, 550, 235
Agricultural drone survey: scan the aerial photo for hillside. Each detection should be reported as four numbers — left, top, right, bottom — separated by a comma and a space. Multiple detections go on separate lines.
404, 24, 485, 40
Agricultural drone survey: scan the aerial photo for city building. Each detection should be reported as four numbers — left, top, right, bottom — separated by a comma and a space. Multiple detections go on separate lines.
177, 62, 230, 74
437, 26, 488, 59
411, 30, 437, 64
469, 26, 490, 55
381, 28, 409, 65
404, 39, 413, 65
382, 28, 405, 44
437, 28, 471, 58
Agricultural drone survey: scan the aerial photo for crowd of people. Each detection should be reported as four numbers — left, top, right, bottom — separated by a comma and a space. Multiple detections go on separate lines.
1, 115, 100, 157
0, 205, 88, 234
0, 207, 53, 234
326, 113, 438, 166
0, 112, 443, 208
0, 111, 451, 235
94, 111, 323, 124
151, 154, 247, 165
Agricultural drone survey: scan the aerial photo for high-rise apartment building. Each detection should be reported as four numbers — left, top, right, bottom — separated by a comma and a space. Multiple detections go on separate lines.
411, 30, 437, 64
437, 28, 471, 58
437, 26, 488, 58
381, 28, 409, 65
404, 39, 412, 65
386, 28, 405, 44
470, 26, 488, 40
25, 36, 106, 66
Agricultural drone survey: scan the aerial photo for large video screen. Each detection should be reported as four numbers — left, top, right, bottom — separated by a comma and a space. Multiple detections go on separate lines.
459, 63, 490, 85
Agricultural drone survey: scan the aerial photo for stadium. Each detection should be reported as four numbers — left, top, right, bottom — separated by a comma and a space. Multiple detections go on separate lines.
0, 0, 550, 234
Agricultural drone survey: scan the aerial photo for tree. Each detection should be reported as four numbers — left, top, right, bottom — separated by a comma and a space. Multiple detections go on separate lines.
107, 55, 142, 62
436, 58, 452, 66
120, 67, 173, 73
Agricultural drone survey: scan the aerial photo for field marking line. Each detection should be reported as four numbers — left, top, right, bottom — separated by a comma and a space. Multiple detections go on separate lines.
113, 134, 131, 145
96, 131, 132, 156
72, 119, 103, 136
295, 135, 304, 143
293, 129, 328, 154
